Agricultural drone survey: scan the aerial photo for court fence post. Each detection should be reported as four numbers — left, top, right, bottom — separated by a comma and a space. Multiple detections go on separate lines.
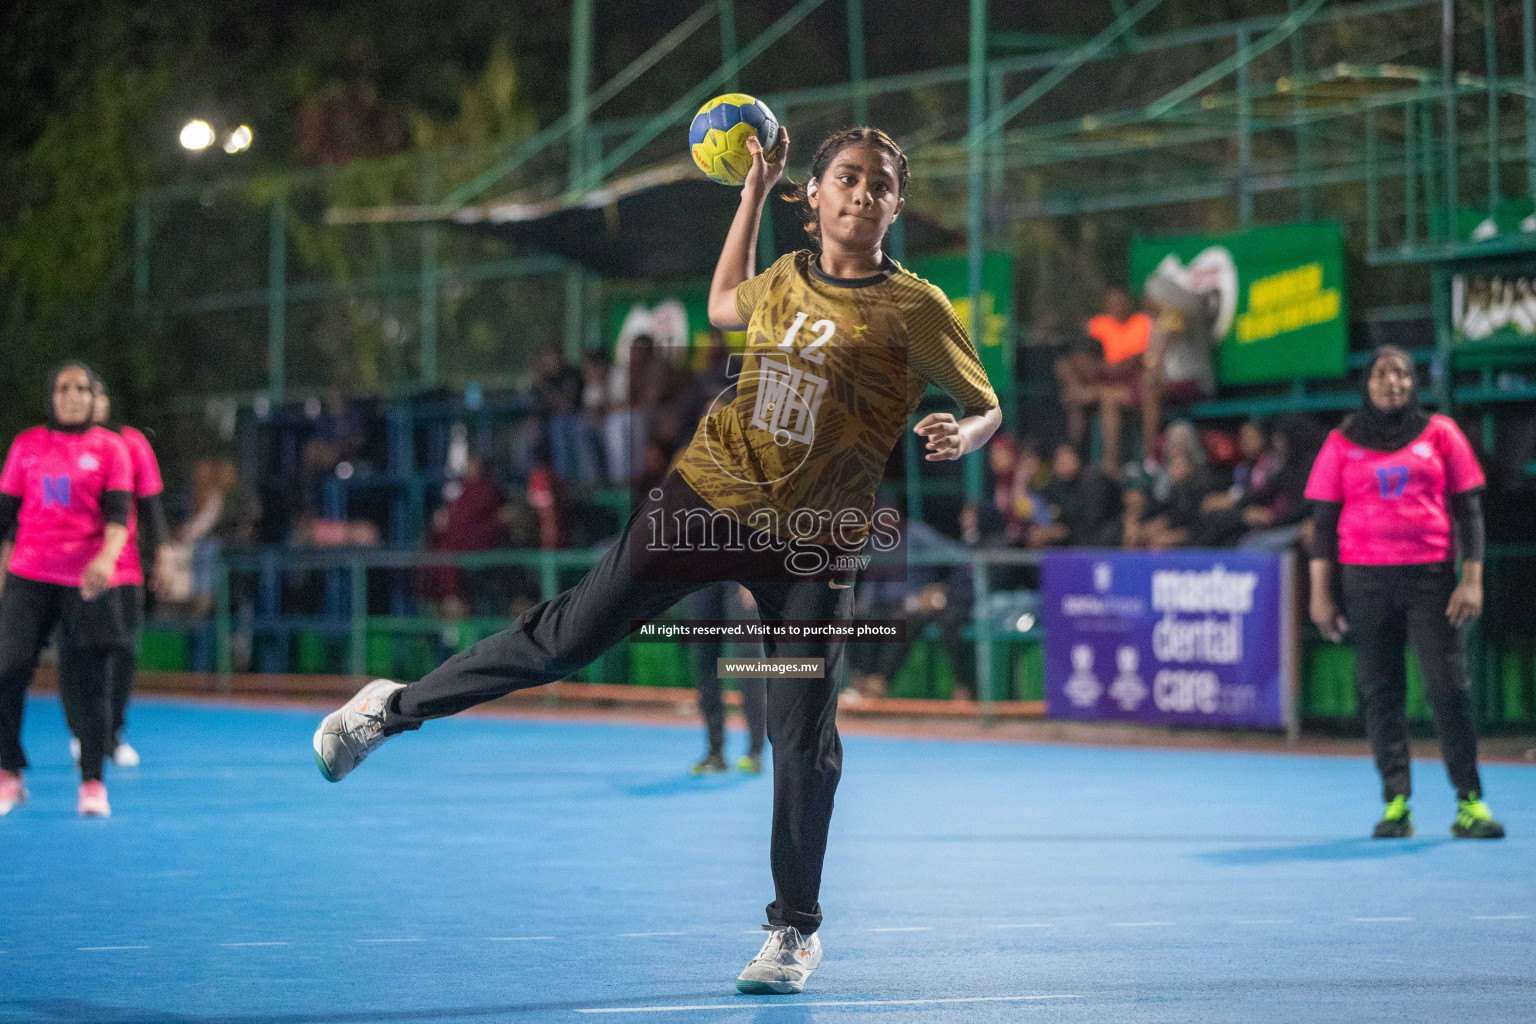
215, 558, 232, 694
349, 558, 367, 679
972, 553, 995, 724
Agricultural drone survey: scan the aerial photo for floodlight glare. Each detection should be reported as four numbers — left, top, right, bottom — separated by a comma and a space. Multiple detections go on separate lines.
223, 125, 253, 154
180, 119, 215, 151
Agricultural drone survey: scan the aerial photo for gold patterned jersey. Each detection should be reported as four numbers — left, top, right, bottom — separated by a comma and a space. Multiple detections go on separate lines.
674, 250, 998, 547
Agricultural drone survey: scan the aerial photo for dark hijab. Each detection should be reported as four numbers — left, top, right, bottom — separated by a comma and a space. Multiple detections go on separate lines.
45, 361, 101, 434
1341, 346, 1430, 453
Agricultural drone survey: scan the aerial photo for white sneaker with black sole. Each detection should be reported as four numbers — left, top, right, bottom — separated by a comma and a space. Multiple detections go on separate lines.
312, 679, 407, 782
736, 926, 822, 994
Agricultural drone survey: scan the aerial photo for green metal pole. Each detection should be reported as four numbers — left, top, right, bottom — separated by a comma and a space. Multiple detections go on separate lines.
420, 155, 440, 387
1442, 0, 1459, 242
847, 0, 868, 124
349, 559, 367, 678
1237, 26, 1253, 229
1525, 0, 1535, 202
988, 68, 1006, 238
1366, 105, 1380, 254
719, 0, 739, 90
566, 0, 593, 362
570, 0, 593, 188
1423, 97, 1442, 240
1406, 100, 1419, 246
564, 268, 585, 361
1486, 0, 1501, 220
972, 556, 994, 724
214, 559, 232, 693
1432, 266, 1454, 410
965, 0, 987, 507
1287, 0, 1314, 222
267, 199, 286, 405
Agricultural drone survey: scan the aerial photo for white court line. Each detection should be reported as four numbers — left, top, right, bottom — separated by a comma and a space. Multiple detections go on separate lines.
868, 926, 932, 933
1471, 915, 1530, 920
576, 994, 1080, 1014
357, 938, 422, 943
1109, 921, 1170, 927
487, 936, 557, 942
1352, 917, 1412, 922
220, 942, 288, 947
78, 946, 148, 951
616, 932, 685, 938
990, 923, 1051, 929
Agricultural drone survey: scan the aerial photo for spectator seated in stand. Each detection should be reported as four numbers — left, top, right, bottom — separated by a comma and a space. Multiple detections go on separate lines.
417, 454, 513, 619
1034, 442, 1123, 548
982, 435, 1052, 546
1054, 288, 1151, 475
1196, 414, 1319, 550
1122, 420, 1217, 550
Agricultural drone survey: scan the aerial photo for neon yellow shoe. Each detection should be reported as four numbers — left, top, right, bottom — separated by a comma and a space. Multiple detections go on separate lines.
1371, 795, 1413, 839
737, 753, 763, 775
1452, 794, 1505, 839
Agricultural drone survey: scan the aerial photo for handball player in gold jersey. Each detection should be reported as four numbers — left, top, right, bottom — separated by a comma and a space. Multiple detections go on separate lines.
313, 124, 1001, 994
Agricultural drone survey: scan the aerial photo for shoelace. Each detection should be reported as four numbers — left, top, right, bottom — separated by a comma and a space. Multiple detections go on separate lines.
751, 927, 796, 965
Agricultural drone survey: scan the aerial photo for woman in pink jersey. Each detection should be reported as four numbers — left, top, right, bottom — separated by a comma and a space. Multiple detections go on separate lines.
1305, 346, 1504, 840
0, 363, 134, 818
61, 379, 169, 769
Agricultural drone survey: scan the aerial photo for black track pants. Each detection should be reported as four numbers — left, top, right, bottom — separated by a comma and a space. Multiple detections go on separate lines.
0, 574, 120, 782
395, 473, 855, 935
1341, 562, 1483, 802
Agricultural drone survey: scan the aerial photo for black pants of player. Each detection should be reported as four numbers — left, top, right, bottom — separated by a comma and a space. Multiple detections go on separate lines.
689, 582, 766, 758
394, 473, 854, 935
1341, 562, 1483, 802
61, 585, 144, 748
0, 574, 125, 783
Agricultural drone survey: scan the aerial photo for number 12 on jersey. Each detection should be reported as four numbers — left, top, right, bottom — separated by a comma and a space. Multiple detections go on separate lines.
778, 312, 832, 365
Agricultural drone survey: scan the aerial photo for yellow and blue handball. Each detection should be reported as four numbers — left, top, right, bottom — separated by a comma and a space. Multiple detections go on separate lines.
689, 93, 781, 186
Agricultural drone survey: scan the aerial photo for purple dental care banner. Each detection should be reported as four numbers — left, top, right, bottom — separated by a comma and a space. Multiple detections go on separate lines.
1042, 549, 1295, 730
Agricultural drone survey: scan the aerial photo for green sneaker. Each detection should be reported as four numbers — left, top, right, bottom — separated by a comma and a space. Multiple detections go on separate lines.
691, 752, 728, 776
1372, 795, 1413, 839
1452, 794, 1506, 839
737, 753, 763, 775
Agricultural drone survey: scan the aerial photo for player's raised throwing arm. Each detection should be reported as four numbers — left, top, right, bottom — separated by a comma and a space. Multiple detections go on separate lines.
708, 128, 789, 330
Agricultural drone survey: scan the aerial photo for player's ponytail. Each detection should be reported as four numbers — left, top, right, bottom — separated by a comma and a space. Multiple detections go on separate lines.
782, 127, 909, 250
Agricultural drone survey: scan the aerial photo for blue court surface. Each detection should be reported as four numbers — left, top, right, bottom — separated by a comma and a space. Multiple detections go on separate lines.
3, 695, 1534, 1024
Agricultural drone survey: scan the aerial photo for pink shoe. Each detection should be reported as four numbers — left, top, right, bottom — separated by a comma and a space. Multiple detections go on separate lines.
0, 771, 25, 815
78, 780, 111, 818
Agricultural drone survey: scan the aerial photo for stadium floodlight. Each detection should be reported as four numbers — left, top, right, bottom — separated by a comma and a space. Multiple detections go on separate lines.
224, 125, 253, 154
180, 119, 215, 151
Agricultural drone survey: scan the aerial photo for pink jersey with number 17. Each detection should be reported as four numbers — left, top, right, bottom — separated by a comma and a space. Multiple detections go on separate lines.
0, 425, 134, 587
1304, 414, 1484, 566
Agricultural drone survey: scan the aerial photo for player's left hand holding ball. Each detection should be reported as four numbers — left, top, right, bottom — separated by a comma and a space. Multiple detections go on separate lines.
915, 413, 964, 461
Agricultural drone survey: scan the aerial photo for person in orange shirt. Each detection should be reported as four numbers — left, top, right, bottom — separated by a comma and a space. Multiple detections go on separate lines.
1053, 288, 1151, 474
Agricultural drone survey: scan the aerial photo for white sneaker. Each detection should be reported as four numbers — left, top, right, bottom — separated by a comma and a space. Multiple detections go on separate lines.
312, 679, 406, 782
736, 926, 823, 994
112, 743, 140, 768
